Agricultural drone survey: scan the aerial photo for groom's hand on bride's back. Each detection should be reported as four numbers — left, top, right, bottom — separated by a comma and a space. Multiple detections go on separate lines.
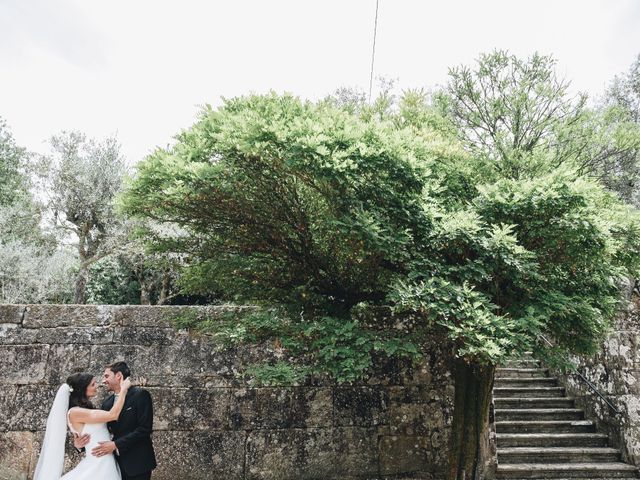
92, 440, 117, 457
73, 432, 90, 450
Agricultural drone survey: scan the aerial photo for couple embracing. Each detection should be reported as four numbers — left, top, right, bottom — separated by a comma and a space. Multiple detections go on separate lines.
35, 361, 157, 480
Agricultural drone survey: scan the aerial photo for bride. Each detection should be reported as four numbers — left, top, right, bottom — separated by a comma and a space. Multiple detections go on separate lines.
34, 372, 131, 480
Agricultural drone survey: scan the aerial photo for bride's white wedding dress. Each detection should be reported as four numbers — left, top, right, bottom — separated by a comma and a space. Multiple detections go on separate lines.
34, 384, 121, 480
62, 420, 121, 480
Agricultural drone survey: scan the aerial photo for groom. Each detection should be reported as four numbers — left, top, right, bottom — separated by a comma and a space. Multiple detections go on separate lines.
75, 361, 157, 480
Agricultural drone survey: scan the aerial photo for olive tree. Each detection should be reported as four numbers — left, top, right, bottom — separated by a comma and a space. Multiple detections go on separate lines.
37, 131, 126, 303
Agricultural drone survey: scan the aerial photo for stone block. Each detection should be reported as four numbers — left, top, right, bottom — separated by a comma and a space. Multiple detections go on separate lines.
0, 386, 17, 431
379, 434, 430, 476
165, 335, 239, 384
4, 385, 57, 431
90, 344, 169, 382
44, 344, 93, 385
331, 427, 379, 477
0, 305, 25, 324
113, 306, 184, 328
0, 324, 37, 345
153, 430, 245, 480
151, 387, 230, 431
623, 427, 640, 467
389, 386, 445, 436
333, 386, 389, 427
35, 326, 115, 345
22, 305, 114, 328
0, 345, 49, 384
112, 326, 177, 346
300, 388, 334, 429
230, 387, 333, 430
112, 305, 255, 328
366, 355, 416, 386
90, 340, 241, 388
246, 428, 339, 480
0, 431, 40, 480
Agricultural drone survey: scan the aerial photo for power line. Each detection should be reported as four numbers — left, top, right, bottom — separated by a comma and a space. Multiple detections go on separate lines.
368, 0, 379, 103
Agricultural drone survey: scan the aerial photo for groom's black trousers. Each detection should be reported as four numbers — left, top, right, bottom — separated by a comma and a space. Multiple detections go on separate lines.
121, 472, 151, 480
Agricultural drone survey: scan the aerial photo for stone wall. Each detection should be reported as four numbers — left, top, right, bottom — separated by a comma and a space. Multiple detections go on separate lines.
551, 295, 640, 467
0, 305, 455, 480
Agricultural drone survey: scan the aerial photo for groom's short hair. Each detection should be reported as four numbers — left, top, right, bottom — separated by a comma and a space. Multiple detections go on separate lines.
107, 361, 131, 379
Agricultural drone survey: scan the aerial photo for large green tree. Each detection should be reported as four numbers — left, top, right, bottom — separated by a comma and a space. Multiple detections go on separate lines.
122, 91, 640, 479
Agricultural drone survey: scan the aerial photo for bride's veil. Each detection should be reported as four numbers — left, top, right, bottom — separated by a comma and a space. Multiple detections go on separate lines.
34, 383, 71, 480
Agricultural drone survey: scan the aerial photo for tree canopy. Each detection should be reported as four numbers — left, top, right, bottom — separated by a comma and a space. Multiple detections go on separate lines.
121, 84, 640, 480
122, 91, 640, 374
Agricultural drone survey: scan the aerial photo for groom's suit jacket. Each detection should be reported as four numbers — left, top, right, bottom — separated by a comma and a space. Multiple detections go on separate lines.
101, 386, 157, 477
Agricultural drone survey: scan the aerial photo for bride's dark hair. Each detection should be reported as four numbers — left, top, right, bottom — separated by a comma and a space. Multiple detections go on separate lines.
66, 373, 95, 409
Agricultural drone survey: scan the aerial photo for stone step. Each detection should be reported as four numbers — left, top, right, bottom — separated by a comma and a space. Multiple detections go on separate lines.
494, 387, 566, 398
494, 397, 575, 409
495, 377, 558, 387
496, 368, 550, 378
503, 360, 541, 368
496, 462, 639, 479
495, 408, 584, 421
497, 433, 609, 448
497, 447, 621, 463
495, 420, 596, 434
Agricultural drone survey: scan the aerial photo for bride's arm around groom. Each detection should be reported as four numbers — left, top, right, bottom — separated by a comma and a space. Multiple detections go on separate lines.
68, 377, 131, 428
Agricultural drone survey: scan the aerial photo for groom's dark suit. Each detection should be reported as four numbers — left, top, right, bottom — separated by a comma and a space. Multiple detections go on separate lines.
101, 386, 157, 480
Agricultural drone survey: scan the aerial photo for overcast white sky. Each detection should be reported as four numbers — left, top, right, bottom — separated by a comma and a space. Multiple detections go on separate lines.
1, 0, 639, 164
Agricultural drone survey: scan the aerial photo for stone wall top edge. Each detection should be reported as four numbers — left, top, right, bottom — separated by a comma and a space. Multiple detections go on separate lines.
5, 304, 257, 329
0, 304, 256, 309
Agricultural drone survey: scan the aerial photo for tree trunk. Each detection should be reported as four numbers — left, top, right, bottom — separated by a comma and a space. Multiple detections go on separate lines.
140, 280, 152, 305
157, 271, 171, 305
448, 357, 496, 480
73, 267, 89, 304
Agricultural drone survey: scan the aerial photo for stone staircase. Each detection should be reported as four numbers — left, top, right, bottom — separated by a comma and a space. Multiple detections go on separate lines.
493, 353, 640, 479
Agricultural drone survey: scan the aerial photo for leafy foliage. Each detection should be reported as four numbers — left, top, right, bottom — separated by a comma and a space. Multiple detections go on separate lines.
0, 117, 29, 207
0, 119, 76, 303
174, 307, 421, 384
244, 362, 311, 387
0, 240, 75, 303
123, 87, 640, 382
85, 256, 141, 305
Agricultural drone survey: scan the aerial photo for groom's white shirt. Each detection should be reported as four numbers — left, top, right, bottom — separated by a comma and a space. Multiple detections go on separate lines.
111, 393, 120, 456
